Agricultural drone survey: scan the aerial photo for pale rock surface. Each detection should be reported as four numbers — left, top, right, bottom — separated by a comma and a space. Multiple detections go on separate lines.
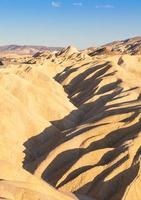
1, 37, 141, 200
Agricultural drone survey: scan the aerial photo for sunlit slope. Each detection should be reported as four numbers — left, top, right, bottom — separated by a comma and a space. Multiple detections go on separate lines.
0, 56, 81, 167
1, 41, 141, 200
0, 161, 77, 200
30, 53, 141, 200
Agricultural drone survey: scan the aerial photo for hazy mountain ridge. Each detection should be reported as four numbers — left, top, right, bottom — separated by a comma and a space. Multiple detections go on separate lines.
0, 44, 63, 55
87, 36, 141, 56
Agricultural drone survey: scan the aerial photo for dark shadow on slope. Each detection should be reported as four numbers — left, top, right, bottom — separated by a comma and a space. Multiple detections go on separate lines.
75, 159, 140, 200
76, 145, 141, 199
66, 63, 112, 104
75, 155, 129, 195
56, 145, 128, 188
23, 121, 108, 173
64, 62, 111, 93
55, 117, 141, 187
83, 104, 141, 125
23, 59, 141, 200
74, 71, 118, 107
41, 117, 141, 187
54, 62, 94, 84
120, 110, 140, 123
79, 87, 123, 115
24, 72, 141, 175
55, 65, 78, 84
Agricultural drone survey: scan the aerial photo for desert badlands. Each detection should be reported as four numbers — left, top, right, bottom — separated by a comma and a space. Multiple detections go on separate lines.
1, 37, 141, 200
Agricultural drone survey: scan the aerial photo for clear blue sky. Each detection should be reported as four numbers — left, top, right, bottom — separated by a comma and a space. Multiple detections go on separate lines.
0, 0, 141, 48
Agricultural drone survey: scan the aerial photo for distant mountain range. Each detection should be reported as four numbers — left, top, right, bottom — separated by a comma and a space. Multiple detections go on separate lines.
87, 36, 141, 56
1, 36, 141, 57
0, 45, 62, 55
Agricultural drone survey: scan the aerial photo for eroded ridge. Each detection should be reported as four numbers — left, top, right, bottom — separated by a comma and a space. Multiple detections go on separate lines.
1, 40, 141, 200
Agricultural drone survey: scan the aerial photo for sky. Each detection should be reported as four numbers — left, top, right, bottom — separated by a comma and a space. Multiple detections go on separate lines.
0, 0, 141, 48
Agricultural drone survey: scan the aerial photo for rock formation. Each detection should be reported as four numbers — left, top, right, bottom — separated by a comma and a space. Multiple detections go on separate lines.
1, 37, 141, 200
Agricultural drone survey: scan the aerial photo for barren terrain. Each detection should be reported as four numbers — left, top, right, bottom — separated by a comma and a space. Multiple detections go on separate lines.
1, 37, 141, 200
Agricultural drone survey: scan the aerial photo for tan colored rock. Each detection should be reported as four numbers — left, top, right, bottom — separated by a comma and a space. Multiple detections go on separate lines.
1, 39, 141, 199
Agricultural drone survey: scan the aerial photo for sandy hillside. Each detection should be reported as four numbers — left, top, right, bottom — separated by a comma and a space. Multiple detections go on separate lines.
0, 37, 141, 200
